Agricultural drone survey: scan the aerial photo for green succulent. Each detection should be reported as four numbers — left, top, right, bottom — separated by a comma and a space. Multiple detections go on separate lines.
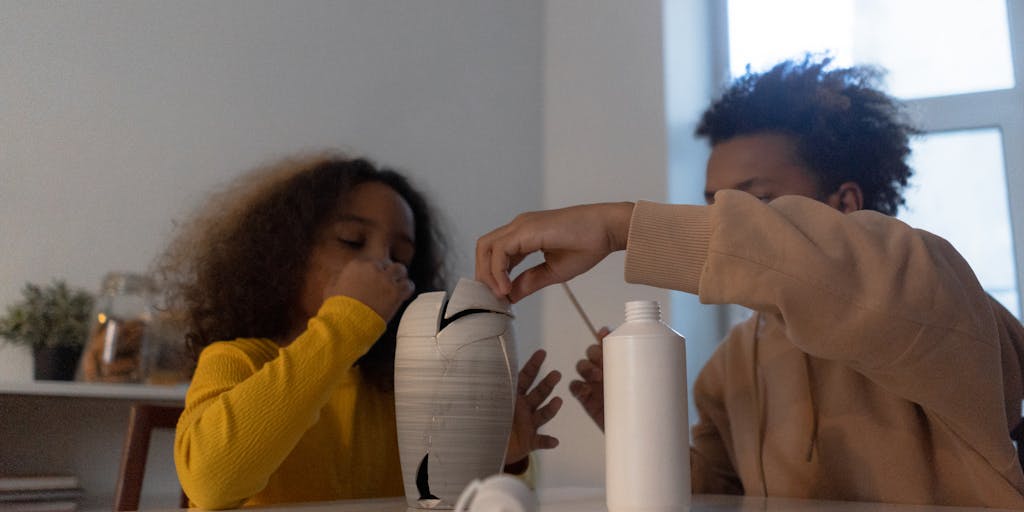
0, 280, 95, 348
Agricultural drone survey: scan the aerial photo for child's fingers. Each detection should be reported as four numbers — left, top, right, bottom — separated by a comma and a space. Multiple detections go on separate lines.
526, 370, 561, 409
387, 261, 408, 280
517, 349, 547, 395
573, 382, 602, 409
569, 380, 590, 399
534, 434, 559, 450
533, 396, 562, 427
585, 343, 603, 366
575, 359, 603, 383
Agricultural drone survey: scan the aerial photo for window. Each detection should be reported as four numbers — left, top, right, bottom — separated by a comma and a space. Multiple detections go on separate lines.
727, 0, 1015, 99
902, 129, 1019, 315
717, 0, 1024, 317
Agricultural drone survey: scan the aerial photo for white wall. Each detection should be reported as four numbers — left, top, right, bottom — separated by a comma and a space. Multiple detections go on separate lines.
1, 0, 720, 498
0, 0, 545, 378
0, 1, 545, 507
538, 0, 669, 488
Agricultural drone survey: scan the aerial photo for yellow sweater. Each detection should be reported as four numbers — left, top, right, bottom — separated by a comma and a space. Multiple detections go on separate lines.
174, 296, 403, 509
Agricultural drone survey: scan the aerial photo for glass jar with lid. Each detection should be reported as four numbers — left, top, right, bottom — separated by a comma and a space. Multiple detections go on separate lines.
140, 309, 193, 385
76, 272, 156, 383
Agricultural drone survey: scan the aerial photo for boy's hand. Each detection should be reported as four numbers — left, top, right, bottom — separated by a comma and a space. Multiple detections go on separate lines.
475, 203, 634, 303
504, 349, 562, 468
568, 326, 610, 431
324, 258, 414, 322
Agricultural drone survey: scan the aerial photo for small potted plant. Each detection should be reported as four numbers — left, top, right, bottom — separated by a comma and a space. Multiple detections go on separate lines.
0, 280, 95, 380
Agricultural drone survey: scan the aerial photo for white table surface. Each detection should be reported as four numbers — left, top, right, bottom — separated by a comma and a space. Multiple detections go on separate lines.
156, 489, 1015, 512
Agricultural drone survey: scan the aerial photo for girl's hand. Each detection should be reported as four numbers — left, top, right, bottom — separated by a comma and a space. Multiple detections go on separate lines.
504, 349, 562, 469
323, 258, 414, 322
568, 326, 610, 431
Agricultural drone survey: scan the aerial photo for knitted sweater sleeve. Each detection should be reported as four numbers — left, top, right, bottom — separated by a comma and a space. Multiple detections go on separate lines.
174, 296, 385, 509
624, 190, 1022, 494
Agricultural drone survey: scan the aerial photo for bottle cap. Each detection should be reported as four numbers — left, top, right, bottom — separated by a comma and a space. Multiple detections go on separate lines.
625, 300, 661, 322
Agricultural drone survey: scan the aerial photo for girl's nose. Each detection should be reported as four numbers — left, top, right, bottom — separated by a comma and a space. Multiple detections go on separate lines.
366, 243, 392, 263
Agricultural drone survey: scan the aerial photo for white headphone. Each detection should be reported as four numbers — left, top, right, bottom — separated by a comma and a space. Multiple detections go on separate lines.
454, 474, 538, 512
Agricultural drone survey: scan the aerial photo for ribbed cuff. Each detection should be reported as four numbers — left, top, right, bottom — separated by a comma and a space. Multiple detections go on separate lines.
624, 200, 711, 294
313, 295, 387, 363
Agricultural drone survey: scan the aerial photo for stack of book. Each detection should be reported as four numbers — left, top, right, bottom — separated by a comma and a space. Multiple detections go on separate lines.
0, 476, 82, 512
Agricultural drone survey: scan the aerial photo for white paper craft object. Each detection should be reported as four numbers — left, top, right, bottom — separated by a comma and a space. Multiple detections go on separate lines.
395, 278, 518, 509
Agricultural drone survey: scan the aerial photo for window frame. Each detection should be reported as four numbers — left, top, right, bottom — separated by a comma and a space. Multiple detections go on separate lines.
710, 0, 1024, 318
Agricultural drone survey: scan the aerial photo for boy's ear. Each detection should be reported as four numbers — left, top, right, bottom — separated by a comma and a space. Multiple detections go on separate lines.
827, 181, 864, 213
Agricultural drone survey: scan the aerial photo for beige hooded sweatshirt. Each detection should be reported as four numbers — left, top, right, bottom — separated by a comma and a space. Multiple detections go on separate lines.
623, 190, 1024, 508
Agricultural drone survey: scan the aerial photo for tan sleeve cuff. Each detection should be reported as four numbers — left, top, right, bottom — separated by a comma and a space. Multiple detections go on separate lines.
624, 200, 711, 294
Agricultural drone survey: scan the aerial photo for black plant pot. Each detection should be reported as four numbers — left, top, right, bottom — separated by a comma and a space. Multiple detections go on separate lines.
33, 345, 83, 381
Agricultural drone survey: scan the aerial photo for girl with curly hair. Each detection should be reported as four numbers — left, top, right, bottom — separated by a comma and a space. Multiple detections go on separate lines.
163, 154, 561, 509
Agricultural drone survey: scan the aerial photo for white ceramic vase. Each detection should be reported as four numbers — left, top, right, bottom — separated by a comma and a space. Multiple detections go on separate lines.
395, 278, 518, 509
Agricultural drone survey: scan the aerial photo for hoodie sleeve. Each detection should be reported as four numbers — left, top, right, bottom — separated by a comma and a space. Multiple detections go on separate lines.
624, 190, 1021, 491
174, 295, 385, 509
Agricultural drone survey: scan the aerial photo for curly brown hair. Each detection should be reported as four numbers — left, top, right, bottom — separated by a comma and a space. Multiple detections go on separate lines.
696, 54, 918, 216
157, 153, 448, 391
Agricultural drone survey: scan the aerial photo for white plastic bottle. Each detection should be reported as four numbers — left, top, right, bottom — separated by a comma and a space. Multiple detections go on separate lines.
604, 300, 689, 512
